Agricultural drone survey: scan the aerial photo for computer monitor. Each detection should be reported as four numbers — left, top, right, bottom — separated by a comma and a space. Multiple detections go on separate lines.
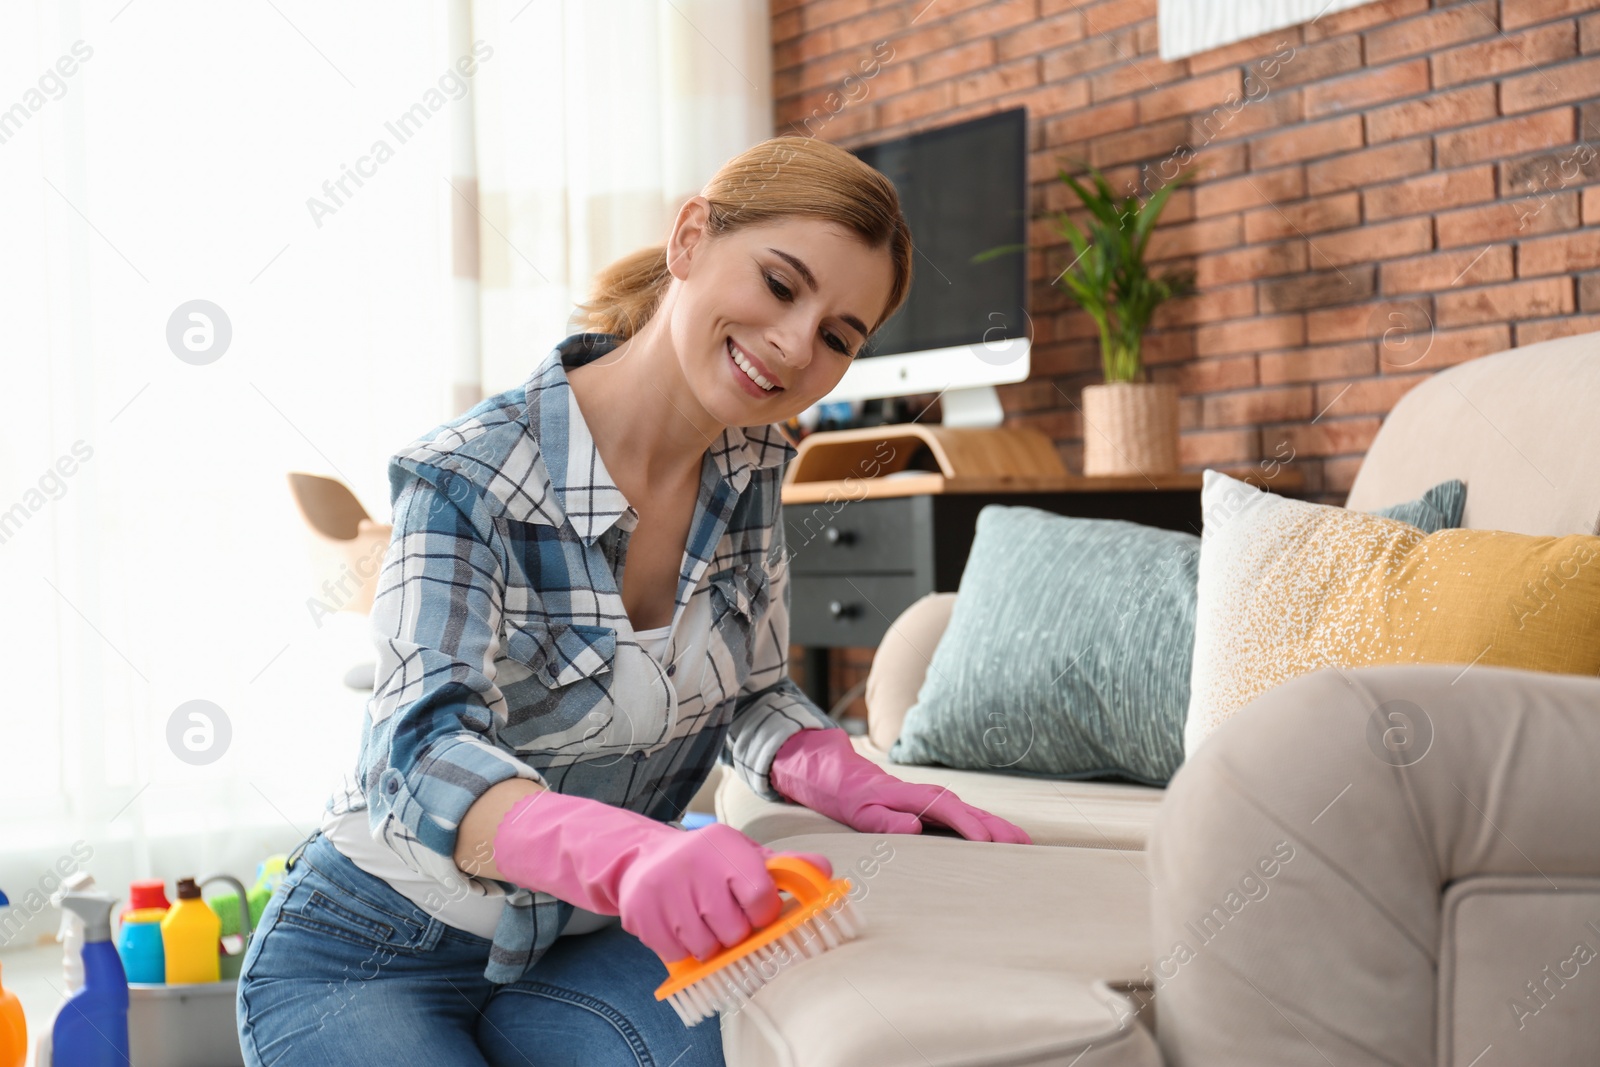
818, 107, 1031, 427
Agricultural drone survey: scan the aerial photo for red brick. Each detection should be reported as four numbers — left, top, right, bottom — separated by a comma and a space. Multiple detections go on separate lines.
1187, 28, 1299, 75
772, 8, 803, 43
1303, 59, 1430, 119
1435, 192, 1580, 247
1153, 356, 1257, 393
913, 39, 995, 85
1150, 283, 1257, 326
1089, 53, 1188, 103
1202, 386, 1315, 427
1364, 5, 1498, 65
1029, 340, 1101, 378
1434, 277, 1575, 326
1243, 192, 1361, 243
1304, 139, 1432, 196
1043, 99, 1138, 145
1585, 185, 1600, 223
1042, 32, 1132, 82
1249, 114, 1364, 168
1365, 85, 1498, 143
1314, 374, 1429, 417
1188, 89, 1304, 147
1303, 0, 1428, 41
1381, 245, 1515, 294
1269, 37, 1364, 89
1089, 117, 1189, 167
998, 11, 1085, 60
1196, 241, 1309, 287
947, 0, 1041, 39
1259, 343, 1377, 384
1180, 428, 1261, 467
1306, 298, 1431, 344
1193, 167, 1305, 216
1381, 324, 1511, 371
1082, 0, 1158, 33
800, 0, 874, 33
1517, 232, 1600, 276
1259, 266, 1377, 311
1139, 68, 1244, 123
1516, 313, 1600, 344
1503, 0, 1600, 31
1310, 217, 1434, 268
1502, 55, 1600, 113
1436, 109, 1577, 168
1364, 166, 1497, 221
1584, 13, 1600, 52
954, 57, 1040, 105
1433, 22, 1581, 86
1283, 418, 1382, 456
877, 82, 956, 129
1145, 216, 1245, 261
1196, 314, 1305, 355
998, 78, 1091, 117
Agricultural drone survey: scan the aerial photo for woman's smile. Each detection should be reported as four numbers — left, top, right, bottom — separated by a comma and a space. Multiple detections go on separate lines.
726, 336, 785, 396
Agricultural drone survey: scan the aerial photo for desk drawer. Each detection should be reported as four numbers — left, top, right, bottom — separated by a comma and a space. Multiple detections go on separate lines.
783, 497, 921, 576
788, 573, 923, 648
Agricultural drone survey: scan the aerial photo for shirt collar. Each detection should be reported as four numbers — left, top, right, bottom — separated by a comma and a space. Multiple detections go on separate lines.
523, 332, 798, 544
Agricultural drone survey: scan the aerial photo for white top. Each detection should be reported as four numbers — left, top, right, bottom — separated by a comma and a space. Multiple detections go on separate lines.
322, 617, 693, 940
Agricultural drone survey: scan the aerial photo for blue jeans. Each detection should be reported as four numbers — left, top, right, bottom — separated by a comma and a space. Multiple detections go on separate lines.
236, 831, 726, 1067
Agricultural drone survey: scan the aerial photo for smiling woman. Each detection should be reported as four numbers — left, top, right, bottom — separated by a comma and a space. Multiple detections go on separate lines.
235, 135, 952, 1067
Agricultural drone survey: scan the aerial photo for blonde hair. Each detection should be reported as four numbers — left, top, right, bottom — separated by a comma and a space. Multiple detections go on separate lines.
575, 136, 913, 342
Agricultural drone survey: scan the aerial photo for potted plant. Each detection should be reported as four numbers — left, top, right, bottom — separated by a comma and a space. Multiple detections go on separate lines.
975, 162, 1195, 476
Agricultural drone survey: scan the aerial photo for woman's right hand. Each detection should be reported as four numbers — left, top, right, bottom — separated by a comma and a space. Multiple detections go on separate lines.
491, 789, 832, 964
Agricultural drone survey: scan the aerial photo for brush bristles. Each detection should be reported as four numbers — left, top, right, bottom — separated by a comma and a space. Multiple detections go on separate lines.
665, 894, 864, 1027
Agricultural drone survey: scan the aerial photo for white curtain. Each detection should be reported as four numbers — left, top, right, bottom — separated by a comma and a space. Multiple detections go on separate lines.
0, 0, 771, 948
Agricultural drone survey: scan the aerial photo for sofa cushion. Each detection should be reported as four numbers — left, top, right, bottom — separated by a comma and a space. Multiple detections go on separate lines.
717, 732, 1164, 849
890, 507, 1198, 786
1345, 331, 1600, 536
720, 833, 1161, 1067
1186, 470, 1600, 755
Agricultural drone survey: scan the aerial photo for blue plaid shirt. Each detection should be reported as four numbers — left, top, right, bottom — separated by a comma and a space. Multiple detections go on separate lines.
324, 331, 839, 983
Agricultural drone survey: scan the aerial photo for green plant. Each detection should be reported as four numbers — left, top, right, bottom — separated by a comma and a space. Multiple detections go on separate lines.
974, 161, 1196, 383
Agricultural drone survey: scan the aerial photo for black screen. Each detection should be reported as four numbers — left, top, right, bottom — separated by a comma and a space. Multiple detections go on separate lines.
849, 107, 1028, 359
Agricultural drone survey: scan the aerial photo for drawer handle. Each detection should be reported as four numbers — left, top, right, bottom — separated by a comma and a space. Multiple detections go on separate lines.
824, 526, 856, 546
827, 600, 860, 620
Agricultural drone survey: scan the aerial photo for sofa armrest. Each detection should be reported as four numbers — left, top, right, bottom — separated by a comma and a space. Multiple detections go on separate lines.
863, 592, 958, 752
1148, 663, 1600, 1065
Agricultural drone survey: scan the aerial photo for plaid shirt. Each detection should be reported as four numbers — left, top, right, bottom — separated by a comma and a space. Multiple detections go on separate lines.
323, 331, 838, 983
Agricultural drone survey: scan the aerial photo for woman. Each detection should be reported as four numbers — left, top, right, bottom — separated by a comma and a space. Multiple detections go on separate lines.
237, 135, 1031, 1067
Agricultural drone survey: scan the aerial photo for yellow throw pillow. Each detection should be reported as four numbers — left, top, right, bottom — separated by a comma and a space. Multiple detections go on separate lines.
1185, 471, 1600, 755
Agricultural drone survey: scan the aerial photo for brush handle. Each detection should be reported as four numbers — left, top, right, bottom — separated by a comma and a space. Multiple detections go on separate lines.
761, 855, 832, 906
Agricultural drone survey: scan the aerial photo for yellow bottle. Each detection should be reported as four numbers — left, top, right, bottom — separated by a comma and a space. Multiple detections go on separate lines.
160, 878, 220, 984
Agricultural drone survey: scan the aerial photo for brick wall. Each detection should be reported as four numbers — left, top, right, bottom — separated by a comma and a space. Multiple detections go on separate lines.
774, 0, 1600, 715
772, 0, 1600, 502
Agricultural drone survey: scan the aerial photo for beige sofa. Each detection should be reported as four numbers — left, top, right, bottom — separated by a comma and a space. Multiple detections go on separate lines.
713, 331, 1600, 1066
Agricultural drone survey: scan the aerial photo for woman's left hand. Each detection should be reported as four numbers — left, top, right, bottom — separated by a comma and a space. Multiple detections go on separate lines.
768, 727, 1032, 845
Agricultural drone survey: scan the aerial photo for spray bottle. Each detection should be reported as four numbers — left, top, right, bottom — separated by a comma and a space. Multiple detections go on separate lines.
0, 891, 27, 1067
50, 871, 96, 994
49, 891, 129, 1067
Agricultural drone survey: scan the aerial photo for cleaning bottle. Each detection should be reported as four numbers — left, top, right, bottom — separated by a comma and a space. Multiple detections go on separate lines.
50, 891, 130, 1067
161, 877, 221, 984
116, 908, 168, 984
119, 879, 170, 925
50, 871, 96, 994
0, 891, 27, 1067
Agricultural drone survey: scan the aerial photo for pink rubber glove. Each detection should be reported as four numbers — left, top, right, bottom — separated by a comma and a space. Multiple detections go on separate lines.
491, 790, 835, 964
770, 727, 1033, 845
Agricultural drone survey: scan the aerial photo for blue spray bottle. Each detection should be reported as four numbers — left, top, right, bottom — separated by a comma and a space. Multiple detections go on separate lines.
51, 891, 129, 1067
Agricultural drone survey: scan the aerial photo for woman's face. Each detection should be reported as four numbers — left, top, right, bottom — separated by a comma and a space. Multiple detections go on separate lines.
667, 199, 896, 428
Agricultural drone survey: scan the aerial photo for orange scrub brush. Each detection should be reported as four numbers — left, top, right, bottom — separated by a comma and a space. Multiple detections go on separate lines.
654, 855, 864, 1027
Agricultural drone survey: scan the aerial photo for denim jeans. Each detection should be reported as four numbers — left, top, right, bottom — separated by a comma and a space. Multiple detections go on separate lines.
236, 831, 726, 1067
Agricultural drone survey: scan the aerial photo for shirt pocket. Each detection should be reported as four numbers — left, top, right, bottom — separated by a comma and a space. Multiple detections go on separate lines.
504, 618, 617, 689
498, 616, 661, 759
701, 562, 772, 708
